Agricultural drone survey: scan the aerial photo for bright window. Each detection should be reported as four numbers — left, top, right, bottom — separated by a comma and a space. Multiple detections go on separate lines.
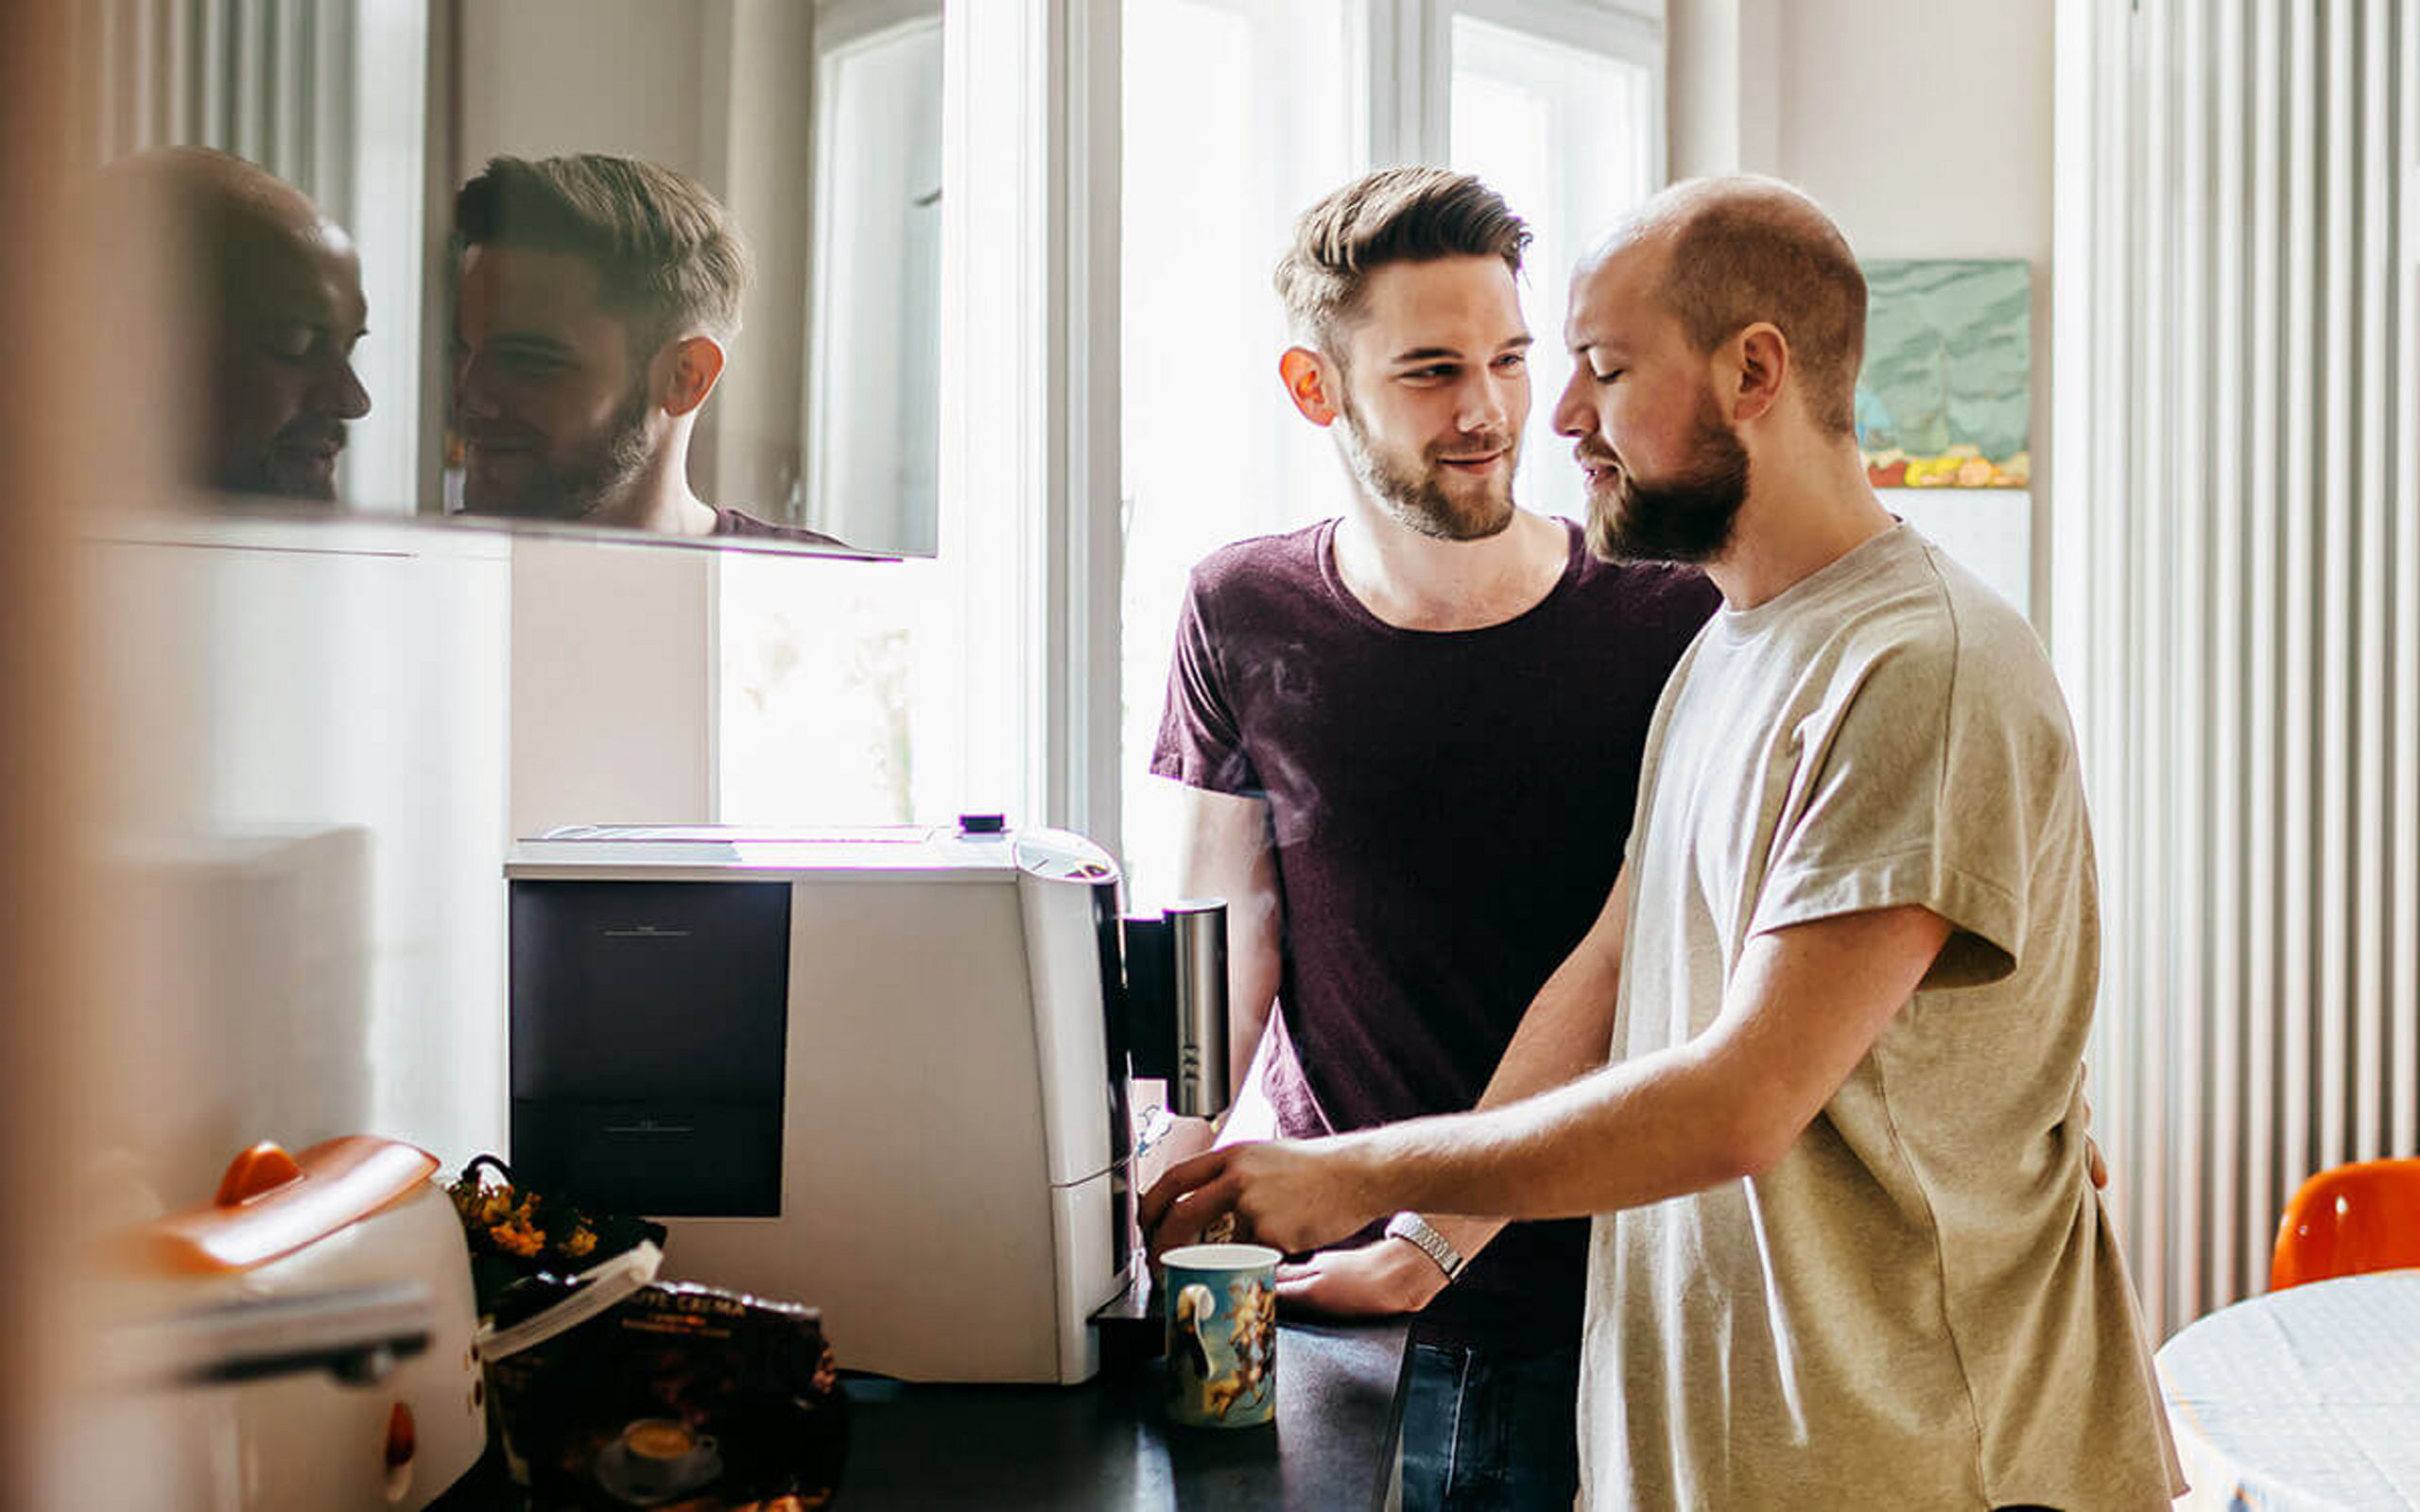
1116, 0, 1662, 905
719, 0, 1044, 831
720, 1, 1664, 864
1117, 0, 1363, 907
1449, 10, 1658, 527
720, 555, 971, 823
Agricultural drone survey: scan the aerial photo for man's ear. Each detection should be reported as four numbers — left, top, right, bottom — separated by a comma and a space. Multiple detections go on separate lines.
1730, 323, 1789, 425
660, 335, 728, 418
1278, 346, 1341, 427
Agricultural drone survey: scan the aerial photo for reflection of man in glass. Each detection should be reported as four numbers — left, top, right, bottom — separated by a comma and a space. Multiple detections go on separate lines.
108, 147, 372, 502
452, 154, 834, 542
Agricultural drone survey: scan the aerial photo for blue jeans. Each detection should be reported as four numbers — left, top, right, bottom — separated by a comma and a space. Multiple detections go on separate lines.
1396, 1340, 1582, 1511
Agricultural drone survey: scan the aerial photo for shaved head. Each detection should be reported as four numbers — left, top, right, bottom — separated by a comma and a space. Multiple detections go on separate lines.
99, 147, 370, 500
108, 147, 347, 307
1593, 176, 1865, 436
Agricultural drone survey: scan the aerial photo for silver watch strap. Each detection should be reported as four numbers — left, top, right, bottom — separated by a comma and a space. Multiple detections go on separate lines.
1384, 1211, 1467, 1282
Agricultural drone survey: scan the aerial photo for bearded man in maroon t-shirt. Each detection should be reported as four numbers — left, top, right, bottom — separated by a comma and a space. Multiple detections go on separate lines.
1150, 167, 1717, 1509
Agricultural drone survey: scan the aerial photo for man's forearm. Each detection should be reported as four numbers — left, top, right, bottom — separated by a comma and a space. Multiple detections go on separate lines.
1225, 905, 1282, 1085
1348, 1040, 1750, 1222
1145, 908, 1948, 1259
1344, 905, 1953, 1227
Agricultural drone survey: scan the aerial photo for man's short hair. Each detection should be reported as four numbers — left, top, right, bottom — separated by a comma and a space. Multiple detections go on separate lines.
455, 154, 752, 356
1274, 166, 1530, 362
1650, 182, 1866, 437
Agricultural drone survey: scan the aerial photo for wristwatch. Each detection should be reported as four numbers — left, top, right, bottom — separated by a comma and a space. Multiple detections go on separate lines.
1384, 1211, 1468, 1282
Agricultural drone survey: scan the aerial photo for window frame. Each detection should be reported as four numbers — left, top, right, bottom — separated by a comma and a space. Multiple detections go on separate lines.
716, 0, 1669, 866
1370, 0, 1665, 166
1085, 0, 1665, 868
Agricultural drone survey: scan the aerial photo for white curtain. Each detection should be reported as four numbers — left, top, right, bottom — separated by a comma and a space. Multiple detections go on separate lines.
2051, 0, 2420, 1340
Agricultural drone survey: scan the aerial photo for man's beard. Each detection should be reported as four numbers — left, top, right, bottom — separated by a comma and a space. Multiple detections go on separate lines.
1583, 398, 1750, 565
467, 381, 654, 520
1337, 394, 1517, 542
222, 417, 348, 503
555, 381, 656, 520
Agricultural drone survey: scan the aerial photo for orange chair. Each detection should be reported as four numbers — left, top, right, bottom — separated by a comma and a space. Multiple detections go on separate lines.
2269, 1157, 2420, 1291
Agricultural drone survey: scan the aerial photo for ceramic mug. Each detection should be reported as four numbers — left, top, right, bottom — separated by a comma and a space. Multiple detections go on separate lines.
1162, 1243, 1281, 1428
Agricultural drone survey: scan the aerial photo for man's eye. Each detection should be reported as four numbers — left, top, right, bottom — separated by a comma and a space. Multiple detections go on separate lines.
1495, 352, 1527, 370
262, 324, 318, 359
1592, 367, 1623, 384
1407, 366, 1454, 382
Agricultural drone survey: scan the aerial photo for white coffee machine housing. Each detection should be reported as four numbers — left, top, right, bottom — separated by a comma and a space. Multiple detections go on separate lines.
505, 824, 1128, 1385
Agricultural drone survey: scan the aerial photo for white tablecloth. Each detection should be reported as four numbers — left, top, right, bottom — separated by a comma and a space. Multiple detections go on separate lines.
2157, 1269, 2420, 1510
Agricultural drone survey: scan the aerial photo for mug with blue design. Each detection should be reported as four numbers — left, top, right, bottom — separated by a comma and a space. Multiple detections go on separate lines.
1162, 1243, 1281, 1428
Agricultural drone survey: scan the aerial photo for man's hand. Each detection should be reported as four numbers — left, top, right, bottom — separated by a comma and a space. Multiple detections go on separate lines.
1273, 1238, 1449, 1319
2077, 1071, 2109, 1190
1141, 1137, 1386, 1256
1135, 1109, 1219, 1194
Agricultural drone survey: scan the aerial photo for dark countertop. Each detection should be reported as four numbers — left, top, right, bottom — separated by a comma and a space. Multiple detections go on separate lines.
431, 1319, 1409, 1510
840, 1320, 1412, 1510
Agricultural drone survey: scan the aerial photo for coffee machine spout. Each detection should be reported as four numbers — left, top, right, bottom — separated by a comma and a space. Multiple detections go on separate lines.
1118, 900, 1232, 1120
1167, 902, 1230, 1118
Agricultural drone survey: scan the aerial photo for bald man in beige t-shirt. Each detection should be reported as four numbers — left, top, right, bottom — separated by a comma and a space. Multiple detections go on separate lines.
1146, 177, 2184, 1509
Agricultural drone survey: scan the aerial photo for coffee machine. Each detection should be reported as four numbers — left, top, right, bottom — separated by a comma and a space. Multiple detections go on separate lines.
505, 820, 1224, 1386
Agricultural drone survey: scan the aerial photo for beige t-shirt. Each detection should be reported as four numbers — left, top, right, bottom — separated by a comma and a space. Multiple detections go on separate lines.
1579, 524, 2183, 1509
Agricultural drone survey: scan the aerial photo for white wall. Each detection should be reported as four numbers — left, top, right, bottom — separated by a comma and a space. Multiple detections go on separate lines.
87, 517, 510, 1200
78, 527, 728, 1215
1674, 0, 2057, 623
510, 537, 718, 836
1736, 0, 2053, 262
455, 0, 711, 181
1665, 0, 1739, 180
717, 0, 820, 520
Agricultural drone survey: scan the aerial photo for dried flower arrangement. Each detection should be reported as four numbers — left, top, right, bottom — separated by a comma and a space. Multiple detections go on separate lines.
444, 1154, 667, 1316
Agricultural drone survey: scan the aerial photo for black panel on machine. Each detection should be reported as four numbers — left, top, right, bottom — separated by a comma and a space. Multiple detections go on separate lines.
510, 880, 790, 1217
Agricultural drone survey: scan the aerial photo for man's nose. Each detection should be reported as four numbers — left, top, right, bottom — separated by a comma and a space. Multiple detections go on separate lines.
1550, 366, 1592, 438
321, 359, 371, 421
1457, 371, 1510, 436
454, 354, 500, 421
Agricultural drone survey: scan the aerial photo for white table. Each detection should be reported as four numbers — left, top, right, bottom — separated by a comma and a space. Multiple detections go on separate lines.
2157, 1269, 2420, 1510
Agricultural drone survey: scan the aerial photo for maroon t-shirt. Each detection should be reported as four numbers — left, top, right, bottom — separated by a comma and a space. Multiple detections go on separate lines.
1151, 517, 1720, 1349
712, 507, 852, 549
